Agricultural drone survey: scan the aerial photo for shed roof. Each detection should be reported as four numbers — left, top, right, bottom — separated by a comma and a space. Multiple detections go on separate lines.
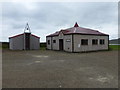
9, 33, 40, 39
47, 23, 109, 37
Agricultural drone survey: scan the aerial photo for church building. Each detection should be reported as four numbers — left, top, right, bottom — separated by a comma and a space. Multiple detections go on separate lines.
9, 23, 40, 50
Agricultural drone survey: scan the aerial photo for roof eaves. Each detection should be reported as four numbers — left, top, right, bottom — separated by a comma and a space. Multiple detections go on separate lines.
64, 33, 109, 36
31, 34, 40, 38
9, 33, 24, 39
46, 34, 59, 37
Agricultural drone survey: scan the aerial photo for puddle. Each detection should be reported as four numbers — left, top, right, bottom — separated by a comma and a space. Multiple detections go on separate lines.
52, 60, 65, 63
32, 55, 49, 58
27, 62, 34, 65
97, 76, 110, 83
58, 85, 62, 88
27, 61, 41, 65
89, 74, 114, 83
58, 60, 65, 62
76, 67, 93, 72
35, 61, 41, 63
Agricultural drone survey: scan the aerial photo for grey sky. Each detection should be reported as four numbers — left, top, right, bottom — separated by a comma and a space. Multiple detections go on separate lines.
1, 2, 118, 42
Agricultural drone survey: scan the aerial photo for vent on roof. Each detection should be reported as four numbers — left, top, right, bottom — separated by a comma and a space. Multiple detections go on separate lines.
74, 22, 79, 27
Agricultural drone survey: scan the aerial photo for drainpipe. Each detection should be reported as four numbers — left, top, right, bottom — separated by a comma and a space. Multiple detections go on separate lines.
23, 33, 25, 50
72, 34, 74, 52
51, 37, 53, 50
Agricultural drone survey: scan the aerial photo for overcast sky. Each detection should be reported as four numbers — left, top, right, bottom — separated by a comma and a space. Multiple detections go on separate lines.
1, 1, 118, 42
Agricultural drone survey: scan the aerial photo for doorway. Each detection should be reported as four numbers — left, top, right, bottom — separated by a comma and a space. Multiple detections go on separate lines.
59, 39, 64, 50
25, 33, 30, 50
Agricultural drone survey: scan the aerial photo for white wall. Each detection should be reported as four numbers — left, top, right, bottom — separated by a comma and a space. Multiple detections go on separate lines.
52, 36, 59, 50
64, 35, 72, 52
9, 35, 24, 50
9, 34, 40, 50
30, 35, 40, 50
74, 35, 109, 52
46, 37, 52, 50
46, 34, 73, 52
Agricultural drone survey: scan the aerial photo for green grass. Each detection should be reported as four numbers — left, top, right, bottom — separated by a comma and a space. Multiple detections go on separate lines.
0, 45, 2, 49
40, 47, 46, 50
1, 42, 46, 50
109, 45, 120, 50
1, 42, 120, 51
2, 43, 9, 49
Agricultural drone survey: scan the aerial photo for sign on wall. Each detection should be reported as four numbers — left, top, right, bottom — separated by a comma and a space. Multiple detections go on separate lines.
66, 39, 71, 42
78, 44, 80, 48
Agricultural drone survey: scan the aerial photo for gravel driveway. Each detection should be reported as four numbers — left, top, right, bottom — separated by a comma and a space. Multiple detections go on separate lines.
2, 50, 118, 88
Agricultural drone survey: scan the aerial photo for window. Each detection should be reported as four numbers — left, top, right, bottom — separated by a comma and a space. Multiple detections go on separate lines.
100, 39, 105, 45
92, 39, 98, 45
81, 39, 88, 45
53, 40, 56, 43
48, 40, 50, 45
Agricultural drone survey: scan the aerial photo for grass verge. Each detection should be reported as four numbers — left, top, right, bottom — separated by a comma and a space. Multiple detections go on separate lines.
109, 45, 120, 50
1, 42, 120, 51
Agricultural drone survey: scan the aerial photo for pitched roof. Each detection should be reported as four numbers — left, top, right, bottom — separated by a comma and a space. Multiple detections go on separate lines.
9, 33, 24, 39
9, 33, 40, 39
46, 23, 109, 37
31, 34, 40, 38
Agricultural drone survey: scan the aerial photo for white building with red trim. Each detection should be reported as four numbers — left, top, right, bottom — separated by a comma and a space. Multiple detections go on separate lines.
9, 24, 40, 50
46, 22, 109, 52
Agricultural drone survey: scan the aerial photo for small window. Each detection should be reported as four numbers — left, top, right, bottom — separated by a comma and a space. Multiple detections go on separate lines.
48, 40, 50, 45
92, 39, 98, 45
81, 39, 88, 45
100, 39, 105, 45
53, 40, 56, 43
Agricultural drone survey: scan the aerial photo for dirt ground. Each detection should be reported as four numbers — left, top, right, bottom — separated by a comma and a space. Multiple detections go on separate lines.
2, 49, 118, 88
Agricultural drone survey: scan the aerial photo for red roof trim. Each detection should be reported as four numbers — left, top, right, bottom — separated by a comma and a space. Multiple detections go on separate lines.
46, 34, 58, 37
64, 33, 109, 36
9, 33, 24, 39
9, 33, 40, 39
47, 33, 109, 37
31, 34, 40, 38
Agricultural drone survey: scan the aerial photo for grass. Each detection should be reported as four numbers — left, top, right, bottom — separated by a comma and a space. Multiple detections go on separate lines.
40, 43, 46, 50
1, 42, 120, 51
0, 45, 2, 49
40, 45, 120, 51
1, 42, 46, 50
109, 45, 120, 50
2, 43, 9, 49
40, 46, 46, 50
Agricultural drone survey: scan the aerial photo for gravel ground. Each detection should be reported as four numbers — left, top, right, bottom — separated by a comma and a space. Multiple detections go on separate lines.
2, 50, 118, 88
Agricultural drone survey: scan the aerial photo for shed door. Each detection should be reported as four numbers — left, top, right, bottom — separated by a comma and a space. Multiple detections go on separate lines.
59, 39, 64, 50
25, 33, 30, 50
